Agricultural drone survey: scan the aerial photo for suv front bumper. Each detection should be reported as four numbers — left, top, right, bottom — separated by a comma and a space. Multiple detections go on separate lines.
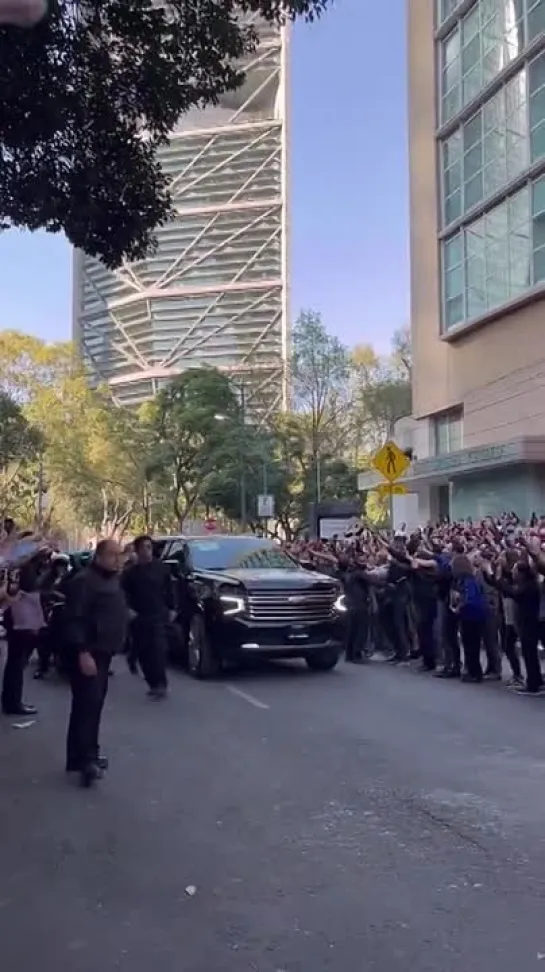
214, 616, 345, 659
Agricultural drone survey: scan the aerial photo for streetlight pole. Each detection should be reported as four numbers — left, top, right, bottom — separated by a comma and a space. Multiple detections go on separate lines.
239, 383, 247, 532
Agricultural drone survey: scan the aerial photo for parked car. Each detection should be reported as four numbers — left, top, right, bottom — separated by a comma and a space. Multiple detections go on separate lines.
159, 534, 346, 678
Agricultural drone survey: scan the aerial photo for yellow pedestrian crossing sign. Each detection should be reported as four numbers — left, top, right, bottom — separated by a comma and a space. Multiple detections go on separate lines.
372, 441, 411, 483
374, 483, 409, 498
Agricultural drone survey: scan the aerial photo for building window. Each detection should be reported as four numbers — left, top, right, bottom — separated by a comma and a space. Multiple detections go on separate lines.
443, 234, 466, 327
437, 0, 463, 26
433, 410, 464, 455
528, 0, 545, 38
530, 51, 545, 161
438, 175, 545, 330
532, 174, 545, 280
440, 0, 527, 124
441, 28, 462, 122
441, 64, 536, 227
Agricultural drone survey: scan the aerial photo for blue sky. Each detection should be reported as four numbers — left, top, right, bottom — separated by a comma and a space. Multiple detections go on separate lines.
0, 0, 408, 355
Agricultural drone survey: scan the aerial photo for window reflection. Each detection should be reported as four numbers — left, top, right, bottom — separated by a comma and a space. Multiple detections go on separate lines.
441, 64, 535, 227
441, 0, 527, 124
440, 182, 545, 331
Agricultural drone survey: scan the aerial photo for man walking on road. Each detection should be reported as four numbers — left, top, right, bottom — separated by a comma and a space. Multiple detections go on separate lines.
63, 539, 128, 787
122, 535, 175, 700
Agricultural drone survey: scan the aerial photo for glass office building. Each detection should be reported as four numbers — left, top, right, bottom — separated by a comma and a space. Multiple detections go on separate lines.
72, 22, 289, 413
405, 0, 545, 521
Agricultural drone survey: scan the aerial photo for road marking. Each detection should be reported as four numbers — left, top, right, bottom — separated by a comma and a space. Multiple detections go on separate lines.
225, 685, 270, 710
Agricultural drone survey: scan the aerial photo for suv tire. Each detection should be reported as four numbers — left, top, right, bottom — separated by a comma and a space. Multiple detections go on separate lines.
305, 648, 339, 672
188, 614, 219, 679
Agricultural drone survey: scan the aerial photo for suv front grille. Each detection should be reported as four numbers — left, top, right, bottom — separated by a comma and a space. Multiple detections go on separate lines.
247, 588, 338, 623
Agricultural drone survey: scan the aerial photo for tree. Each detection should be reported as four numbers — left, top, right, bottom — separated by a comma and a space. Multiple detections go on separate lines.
391, 325, 412, 380
147, 367, 240, 525
0, 391, 42, 516
0, 0, 331, 267
291, 310, 350, 501
350, 334, 412, 449
0, 331, 151, 535
0, 330, 72, 402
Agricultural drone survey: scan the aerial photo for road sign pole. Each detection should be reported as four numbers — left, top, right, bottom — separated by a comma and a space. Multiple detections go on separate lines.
389, 483, 394, 531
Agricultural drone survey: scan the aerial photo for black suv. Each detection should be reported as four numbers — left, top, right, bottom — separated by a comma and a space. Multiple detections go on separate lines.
158, 535, 346, 678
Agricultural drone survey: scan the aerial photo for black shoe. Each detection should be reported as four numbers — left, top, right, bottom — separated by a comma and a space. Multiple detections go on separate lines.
80, 763, 103, 788
147, 686, 168, 700
435, 667, 460, 679
483, 670, 502, 681
128, 659, 139, 675
97, 755, 109, 771
461, 673, 482, 684
33, 668, 48, 680
418, 662, 436, 672
3, 703, 38, 716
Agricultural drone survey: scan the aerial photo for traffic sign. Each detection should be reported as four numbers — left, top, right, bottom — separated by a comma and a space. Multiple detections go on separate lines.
257, 494, 275, 519
372, 440, 411, 483
374, 483, 409, 498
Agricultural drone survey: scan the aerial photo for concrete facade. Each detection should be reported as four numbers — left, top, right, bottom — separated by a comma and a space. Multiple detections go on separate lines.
407, 0, 545, 520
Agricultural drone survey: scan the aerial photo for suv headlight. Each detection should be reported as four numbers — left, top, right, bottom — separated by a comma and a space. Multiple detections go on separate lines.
334, 593, 347, 613
220, 594, 246, 617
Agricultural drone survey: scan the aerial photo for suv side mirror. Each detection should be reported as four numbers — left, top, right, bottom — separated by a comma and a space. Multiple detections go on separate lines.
165, 558, 191, 579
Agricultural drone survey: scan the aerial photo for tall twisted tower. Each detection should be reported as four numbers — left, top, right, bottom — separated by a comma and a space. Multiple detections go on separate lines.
73, 20, 289, 416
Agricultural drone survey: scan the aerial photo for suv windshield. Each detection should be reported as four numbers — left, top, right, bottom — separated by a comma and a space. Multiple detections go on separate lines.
186, 538, 298, 572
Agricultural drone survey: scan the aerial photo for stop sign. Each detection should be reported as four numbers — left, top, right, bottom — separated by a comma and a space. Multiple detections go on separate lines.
204, 518, 217, 532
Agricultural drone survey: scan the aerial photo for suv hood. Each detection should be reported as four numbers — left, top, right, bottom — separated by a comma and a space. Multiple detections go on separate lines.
198, 567, 337, 591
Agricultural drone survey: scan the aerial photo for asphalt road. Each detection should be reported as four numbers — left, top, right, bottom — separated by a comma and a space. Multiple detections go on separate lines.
2, 657, 545, 972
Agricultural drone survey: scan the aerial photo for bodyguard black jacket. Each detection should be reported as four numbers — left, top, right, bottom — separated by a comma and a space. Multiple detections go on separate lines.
63, 563, 128, 656
122, 559, 174, 621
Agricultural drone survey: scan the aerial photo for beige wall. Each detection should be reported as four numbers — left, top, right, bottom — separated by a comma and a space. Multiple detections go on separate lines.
408, 0, 449, 418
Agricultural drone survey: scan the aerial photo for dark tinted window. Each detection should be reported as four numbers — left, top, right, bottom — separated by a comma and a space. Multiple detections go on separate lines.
186, 538, 297, 571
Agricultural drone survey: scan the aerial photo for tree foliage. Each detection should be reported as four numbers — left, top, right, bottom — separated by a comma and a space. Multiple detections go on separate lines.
0, 319, 412, 540
0, 391, 42, 516
147, 367, 241, 526
0, 0, 330, 267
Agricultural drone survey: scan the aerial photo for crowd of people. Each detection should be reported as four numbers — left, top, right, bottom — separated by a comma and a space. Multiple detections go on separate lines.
2, 511, 545, 788
285, 512, 545, 695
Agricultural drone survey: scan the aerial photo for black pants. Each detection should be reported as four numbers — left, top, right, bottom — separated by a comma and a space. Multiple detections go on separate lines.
416, 599, 437, 669
66, 652, 110, 771
2, 629, 39, 712
380, 598, 410, 660
441, 605, 460, 673
345, 609, 369, 660
502, 624, 521, 679
519, 623, 543, 693
460, 618, 483, 680
37, 623, 56, 673
482, 612, 502, 675
132, 618, 168, 690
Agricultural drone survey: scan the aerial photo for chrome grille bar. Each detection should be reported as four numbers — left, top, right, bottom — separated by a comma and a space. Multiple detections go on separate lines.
247, 588, 338, 623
